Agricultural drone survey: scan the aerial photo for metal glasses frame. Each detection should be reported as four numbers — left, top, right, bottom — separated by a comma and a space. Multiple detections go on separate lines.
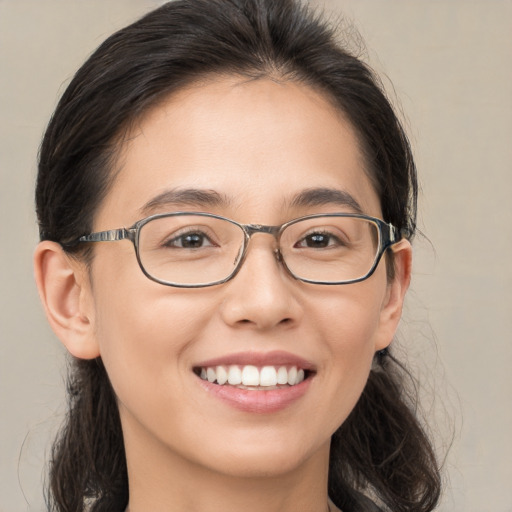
66, 212, 403, 287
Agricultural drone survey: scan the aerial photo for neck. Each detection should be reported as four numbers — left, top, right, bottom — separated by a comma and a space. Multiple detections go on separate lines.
122, 416, 331, 512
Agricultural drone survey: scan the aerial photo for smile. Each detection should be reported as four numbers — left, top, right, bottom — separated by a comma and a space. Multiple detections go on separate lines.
194, 365, 308, 389
192, 351, 316, 412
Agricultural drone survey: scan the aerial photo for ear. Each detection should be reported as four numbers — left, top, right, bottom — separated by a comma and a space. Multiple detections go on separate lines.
374, 239, 412, 351
34, 241, 100, 359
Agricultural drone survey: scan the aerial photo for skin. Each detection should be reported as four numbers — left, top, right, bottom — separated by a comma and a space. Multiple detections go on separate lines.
35, 77, 411, 512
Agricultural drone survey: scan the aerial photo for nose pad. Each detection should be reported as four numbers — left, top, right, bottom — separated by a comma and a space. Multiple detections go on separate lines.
233, 236, 283, 276
219, 242, 302, 330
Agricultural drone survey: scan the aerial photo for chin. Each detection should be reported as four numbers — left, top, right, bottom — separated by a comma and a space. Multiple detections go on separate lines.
196, 434, 330, 479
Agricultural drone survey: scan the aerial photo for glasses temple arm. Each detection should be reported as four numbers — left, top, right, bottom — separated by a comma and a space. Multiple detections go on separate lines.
382, 222, 410, 249
60, 229, 132, 248
77, 228, 132, 243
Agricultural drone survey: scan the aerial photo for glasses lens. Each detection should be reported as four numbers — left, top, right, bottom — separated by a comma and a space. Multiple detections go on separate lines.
138, 214, 244, 286
280, 216, 380, 283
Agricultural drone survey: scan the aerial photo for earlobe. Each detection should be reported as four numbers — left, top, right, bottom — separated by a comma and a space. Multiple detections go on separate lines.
375, 239, 413, 351
34, 241, 100, 359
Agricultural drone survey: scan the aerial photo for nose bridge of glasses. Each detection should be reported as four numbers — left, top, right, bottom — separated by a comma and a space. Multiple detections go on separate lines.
241, 224, 282, 261
244, 224, 280, 237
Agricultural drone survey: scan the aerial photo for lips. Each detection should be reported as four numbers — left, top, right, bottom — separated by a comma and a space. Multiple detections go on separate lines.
193, 351, 315, 413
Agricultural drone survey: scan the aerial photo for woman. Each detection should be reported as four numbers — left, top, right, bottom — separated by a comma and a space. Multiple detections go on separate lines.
34, 0, 441, 511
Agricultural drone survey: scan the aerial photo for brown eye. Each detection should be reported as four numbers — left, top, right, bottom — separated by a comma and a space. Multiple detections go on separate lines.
165, 231, 214, 249
295, 231, 344, 249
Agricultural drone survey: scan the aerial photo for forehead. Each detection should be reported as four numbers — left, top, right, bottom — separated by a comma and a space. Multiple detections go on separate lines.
96, 77, 381, 227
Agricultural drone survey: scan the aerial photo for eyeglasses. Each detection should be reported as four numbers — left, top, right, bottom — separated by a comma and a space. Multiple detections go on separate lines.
67, 212, 403, 287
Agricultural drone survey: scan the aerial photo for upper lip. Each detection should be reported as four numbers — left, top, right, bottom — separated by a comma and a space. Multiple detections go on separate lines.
194, 350, 316, 371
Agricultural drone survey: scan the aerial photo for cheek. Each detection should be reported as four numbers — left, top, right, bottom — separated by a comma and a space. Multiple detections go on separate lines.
308, 274, 387, 421
313, 271, 386, 355
94, 288, 206, 376
92, 282, 222, 460
89, 248, 214, 405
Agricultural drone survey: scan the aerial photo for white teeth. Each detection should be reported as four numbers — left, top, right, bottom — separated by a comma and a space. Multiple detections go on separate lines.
287, 366, 297, 386
198, 364, 308, 387
227, 365, 242, 385
242, 365, 260, 386
216, 365, 228, 385
260, 366, 277, 386
276, 366, 288, 385
206, 367, 216, 383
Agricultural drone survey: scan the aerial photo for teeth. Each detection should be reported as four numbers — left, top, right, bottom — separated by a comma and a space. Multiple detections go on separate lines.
216, 365, 228, 385
206, 368, 216, 383
227, 365, 242, 385
276, 366, 288, 385
198, 365, 307, 387
242, 365, 259, 386
260, 366, 277, 386
287, 366, 297, 386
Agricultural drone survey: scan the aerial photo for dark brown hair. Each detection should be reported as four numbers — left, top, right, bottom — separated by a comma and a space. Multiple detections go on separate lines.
36, 1, 440, 510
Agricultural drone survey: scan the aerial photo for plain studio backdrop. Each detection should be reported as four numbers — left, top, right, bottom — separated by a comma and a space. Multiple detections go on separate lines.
0, 1, 511, 511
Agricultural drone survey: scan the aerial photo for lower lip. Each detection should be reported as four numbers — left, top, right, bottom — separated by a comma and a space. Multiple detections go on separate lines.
196, 376, 312, 413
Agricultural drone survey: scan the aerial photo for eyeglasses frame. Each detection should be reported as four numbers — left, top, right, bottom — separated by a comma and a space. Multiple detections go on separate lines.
66, 212, 403, 288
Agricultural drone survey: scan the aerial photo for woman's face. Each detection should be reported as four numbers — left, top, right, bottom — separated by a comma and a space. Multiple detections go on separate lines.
82, 77, 407, 479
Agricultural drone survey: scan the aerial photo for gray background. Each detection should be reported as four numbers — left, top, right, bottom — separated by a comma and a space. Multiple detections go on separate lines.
1, 0, 511, 510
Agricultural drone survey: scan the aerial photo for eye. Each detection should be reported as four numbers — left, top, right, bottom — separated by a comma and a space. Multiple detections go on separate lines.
295, 231, 345, 249
165, 230, 215, 249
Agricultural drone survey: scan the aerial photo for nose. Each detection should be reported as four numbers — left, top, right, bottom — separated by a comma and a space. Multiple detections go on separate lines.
219, 236, 303, 330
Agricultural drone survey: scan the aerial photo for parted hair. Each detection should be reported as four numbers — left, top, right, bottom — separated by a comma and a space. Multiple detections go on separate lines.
36, 1, 441, 511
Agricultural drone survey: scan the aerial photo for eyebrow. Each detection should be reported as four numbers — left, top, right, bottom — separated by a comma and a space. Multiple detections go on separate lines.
289, 187, 364, 214
139, 186, 364, 217
140, 188, 230, 215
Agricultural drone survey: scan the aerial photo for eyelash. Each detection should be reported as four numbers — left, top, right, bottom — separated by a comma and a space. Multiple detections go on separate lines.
163, 229, 216, 249
295, 230, 346, 249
